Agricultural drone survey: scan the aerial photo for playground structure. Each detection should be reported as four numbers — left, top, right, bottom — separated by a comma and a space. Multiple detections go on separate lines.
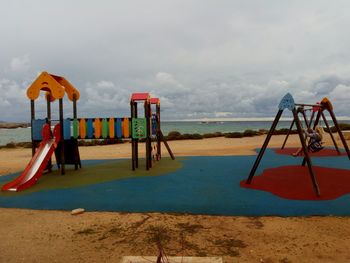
2, 72, 174, 192
130, 94, 174, 171
281, 100, 345, 154
245, 93, 350, 197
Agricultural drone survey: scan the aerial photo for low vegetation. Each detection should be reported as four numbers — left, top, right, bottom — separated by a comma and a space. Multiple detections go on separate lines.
1, 123, 350, 148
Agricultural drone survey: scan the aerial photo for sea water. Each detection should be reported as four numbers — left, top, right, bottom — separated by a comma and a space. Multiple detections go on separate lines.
0, 120, 349, 146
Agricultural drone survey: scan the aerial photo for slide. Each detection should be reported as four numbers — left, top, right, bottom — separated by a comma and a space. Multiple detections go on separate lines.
2, 123, 61, 192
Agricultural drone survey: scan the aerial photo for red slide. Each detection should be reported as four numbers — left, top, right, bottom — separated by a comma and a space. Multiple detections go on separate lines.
2, 123, 61, 192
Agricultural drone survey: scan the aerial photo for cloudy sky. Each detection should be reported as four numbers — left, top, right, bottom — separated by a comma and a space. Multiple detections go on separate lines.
1, 0, 350, 121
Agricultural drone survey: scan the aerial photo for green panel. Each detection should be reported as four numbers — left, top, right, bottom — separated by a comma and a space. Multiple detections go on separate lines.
73, 119, 79, 139
132, 118, 147, 139
102, 118, 109, 138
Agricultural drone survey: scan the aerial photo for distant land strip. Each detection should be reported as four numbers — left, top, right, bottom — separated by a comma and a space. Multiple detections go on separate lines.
0, 122, 30, 129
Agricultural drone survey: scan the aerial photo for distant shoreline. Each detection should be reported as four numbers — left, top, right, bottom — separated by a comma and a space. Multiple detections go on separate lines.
0, 123, 30, 129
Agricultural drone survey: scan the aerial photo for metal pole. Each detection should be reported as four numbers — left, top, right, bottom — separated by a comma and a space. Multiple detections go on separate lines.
294, 108, 320, 196
59, 98, 65, 175
145, 100, 152, 170
321, 112, 340, 154
246, 109, 283, 184
156, 103, 161, 159
160, 131, 175, 160
131, 101, 136, 170
47, 95, 52, 172
328, 109, 350, 159
281, 119, 294, 149
135, 102, 138, 168
30, 100, 35, 157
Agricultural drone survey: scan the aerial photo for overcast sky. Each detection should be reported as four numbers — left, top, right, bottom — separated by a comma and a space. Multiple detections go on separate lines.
1, 0, 350, 121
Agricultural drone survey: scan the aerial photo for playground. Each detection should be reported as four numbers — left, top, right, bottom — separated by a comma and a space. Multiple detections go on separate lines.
1, 72, 350, 217
1, 73, 350, 261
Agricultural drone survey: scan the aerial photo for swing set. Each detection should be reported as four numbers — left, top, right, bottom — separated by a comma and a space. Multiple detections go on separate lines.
246, 93, 350, 196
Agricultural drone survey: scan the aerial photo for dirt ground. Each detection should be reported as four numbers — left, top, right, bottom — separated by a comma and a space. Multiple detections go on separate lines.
0, 134, 349, 262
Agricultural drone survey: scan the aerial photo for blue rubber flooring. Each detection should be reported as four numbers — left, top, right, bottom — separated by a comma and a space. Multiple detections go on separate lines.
1, 149, 350, 216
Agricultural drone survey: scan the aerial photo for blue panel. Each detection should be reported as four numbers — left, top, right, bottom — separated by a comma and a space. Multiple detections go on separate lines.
152, 115, 157, 135
278, 93, 295, 111
87, 119, 94, 139
116, 118, 122, 138
32, 119, 46, 140
63, 119, 71, 140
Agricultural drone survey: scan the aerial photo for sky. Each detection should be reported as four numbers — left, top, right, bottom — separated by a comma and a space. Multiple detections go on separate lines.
1, 0, 350, 121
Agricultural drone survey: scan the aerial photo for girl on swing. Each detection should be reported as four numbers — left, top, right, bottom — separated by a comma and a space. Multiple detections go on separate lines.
292, 125, 324, 156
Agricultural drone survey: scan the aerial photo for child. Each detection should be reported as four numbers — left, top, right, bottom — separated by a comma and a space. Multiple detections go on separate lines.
292, 126, 324, 156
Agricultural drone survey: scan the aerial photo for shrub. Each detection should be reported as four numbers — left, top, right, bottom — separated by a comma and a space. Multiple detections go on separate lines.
224, 132, 243, 138
203, 132, 223, 138
167, 131, 182, 140
5, 142, 16, 148
243, 129, 259, 137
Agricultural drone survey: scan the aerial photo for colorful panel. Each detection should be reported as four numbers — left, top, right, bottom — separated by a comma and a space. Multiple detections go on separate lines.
122, 118, 129, 138
102, 118, 109, 139
73, 119, 79, 139
32, 119, 46, 140
109, 118, 115, 138
63, 118, 71, 140
94, 118, 101, 139
278, 93, 295, 111
87, 119, 94, 139
116, 118, 122, 138
132, 118, 147, 139
79, 119, 86, 139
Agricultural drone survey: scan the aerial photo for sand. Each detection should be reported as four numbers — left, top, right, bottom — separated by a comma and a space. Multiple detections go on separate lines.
0, 134, 349, 262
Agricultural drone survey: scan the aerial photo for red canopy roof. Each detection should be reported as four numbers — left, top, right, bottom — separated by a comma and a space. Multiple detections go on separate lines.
130, 93, 150, 101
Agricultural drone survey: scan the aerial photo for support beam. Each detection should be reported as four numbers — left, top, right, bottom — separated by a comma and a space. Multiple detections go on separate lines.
160, 131, 175, 160
59, 98, 65, 175
281, 119, 295, 149
30, 100, 35, 157
328, 109, 350, 159
321, 112, 340, 154
294, 108, 320, 196
46, 95, 52, 172
246, 109, 283, 184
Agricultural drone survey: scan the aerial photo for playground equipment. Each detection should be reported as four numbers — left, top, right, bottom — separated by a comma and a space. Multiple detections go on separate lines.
281, 101, 343, 154
130, 93, 174, 170
2, 72, 174, 191
27, 72, 81, 175
2, 124, 61, 191
245, 93, 350, 196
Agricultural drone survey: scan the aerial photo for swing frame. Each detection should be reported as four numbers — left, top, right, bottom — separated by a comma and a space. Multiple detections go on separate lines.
245, 94, 350, 196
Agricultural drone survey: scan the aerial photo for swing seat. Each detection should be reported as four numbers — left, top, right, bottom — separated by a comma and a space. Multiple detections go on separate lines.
309, 141, 324, 152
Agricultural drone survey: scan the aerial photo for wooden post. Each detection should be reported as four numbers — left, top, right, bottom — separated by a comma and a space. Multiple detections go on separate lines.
135, 102, 138, 168
301, 110, 310, 129
145, 100, 152, 170
160, 131, 175, 160
30, 100, 35, 157
59, 98, 65, 175
73, 94, 81, 169
46, 95, 52, 172
131, 101, 136, 170
321, 112, 340, 154
293, 108, 320, 196
246, 110, 283, 184
328, 109, 350, 159
281, 119, 294, 149
156, 103, 161, 159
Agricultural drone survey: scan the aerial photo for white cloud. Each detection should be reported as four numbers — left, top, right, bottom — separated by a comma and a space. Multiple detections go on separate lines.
10, 55, 30, 72
1, 1, 350, 120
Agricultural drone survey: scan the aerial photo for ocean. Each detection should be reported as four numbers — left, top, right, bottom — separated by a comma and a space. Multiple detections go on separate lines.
1, 120, 349, 146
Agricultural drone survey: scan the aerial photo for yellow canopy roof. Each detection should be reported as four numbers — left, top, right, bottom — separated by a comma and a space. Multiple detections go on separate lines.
27, 72, 80, 101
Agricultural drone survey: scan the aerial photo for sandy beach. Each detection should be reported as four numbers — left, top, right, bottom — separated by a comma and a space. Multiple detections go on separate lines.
0, 134, 349, 262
